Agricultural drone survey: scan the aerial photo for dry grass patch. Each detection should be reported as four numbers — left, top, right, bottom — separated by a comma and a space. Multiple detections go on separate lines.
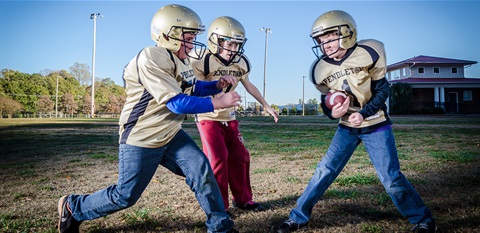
1, 115, 479, 232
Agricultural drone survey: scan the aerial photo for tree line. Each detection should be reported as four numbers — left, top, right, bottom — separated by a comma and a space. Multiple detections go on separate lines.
0, 62, 126, 118
0, 61, 415, 118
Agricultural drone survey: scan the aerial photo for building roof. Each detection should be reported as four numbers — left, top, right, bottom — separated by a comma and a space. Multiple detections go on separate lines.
390, 77, 480, 84
388, 55, 478, 70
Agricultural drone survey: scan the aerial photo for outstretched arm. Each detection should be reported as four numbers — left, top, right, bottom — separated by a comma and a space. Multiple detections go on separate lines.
193, 80, 221, 97
242, 79, 279, 122
166, 92, 241, 114
193, 75, 238, 97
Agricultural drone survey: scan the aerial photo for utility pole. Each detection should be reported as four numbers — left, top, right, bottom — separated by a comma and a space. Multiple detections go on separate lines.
90, 13, 102, 118
302, 76, 305, 116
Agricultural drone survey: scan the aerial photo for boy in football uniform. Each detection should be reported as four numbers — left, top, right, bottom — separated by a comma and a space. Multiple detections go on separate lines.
57, 4, 240, 233
192, 16, 278, 215
277, 10, 436, 233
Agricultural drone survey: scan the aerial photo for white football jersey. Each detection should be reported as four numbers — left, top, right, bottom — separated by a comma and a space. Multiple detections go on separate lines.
119, 46, 196, 148
311, 39, 388, 128
192, 52, 251, 121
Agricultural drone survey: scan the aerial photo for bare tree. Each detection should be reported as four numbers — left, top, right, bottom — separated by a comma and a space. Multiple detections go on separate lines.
0, 96, 23, 118
69, 62, 91, 87
60, 93, 78, 117
39, 69, 55, 76
82, 93, 92, 115
105, 94, 119, 113
37, 95, 54, 117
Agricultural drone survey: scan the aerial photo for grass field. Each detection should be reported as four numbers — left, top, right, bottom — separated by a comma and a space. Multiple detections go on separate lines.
0, 115, 479, 233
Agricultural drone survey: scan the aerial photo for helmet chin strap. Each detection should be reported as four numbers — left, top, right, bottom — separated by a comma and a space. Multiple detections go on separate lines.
217, 46, 244, 63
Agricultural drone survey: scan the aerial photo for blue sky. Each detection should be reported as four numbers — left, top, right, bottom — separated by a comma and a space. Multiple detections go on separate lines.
1, 0, 479, 106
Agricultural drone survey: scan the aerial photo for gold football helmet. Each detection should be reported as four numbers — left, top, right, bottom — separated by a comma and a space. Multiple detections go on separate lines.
207, 16, 247, 63
150, 4, 206, 59
310, 10, 357, 58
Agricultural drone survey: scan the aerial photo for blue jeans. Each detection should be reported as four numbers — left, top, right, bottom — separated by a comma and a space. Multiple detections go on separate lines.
67, 129, 233, 233
289, 126, 433, 225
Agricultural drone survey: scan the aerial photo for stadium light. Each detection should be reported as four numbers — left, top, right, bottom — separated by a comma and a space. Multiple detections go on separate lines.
90, 13, 102, 118
259, 27, 271, 100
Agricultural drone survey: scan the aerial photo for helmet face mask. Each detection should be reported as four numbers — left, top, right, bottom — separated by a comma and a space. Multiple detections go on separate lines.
165, 26, 206, 60
209, 33, 246, 63
310, 10, 357, 59
150, 4, 207, 60
207, 16, 247, 63
311, 25, 353, 58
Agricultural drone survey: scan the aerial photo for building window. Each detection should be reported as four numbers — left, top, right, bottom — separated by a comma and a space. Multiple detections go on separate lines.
388, 70, 401, 80
418, 67, 424, 74
434, 67, 440, 74
463, 91, 472, 101
452, 67, 458, 73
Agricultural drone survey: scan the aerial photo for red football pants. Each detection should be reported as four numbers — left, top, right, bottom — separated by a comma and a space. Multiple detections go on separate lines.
196, 120, 252, 209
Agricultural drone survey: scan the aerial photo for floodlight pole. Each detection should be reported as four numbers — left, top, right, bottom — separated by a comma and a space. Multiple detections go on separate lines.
260, 27, 271, 100
90, 13, 102, 118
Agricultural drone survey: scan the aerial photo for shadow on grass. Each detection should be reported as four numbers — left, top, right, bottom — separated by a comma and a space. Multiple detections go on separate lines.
1, 117, 479, 232
86, 216, 205, 232
260, 166, 480, 233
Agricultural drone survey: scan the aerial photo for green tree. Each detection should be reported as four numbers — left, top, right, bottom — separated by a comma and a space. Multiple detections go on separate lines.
1, 67, 126, 118
390, 83, 413, 114
305, 98, 319, 115
94, 81, 111, 114
271, 103, 279, 113
291, 105, 298, 115
2, 71, 38, 114
48, 70, 84, 113
307, 98, 318, 105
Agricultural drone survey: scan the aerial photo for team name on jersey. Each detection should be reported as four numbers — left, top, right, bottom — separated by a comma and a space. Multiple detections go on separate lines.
213, 69, 244, 77
180, 70, 195, 79
321, 66, 367, 85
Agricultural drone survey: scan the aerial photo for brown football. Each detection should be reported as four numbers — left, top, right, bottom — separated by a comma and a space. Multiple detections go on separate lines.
325, 91, 347, 109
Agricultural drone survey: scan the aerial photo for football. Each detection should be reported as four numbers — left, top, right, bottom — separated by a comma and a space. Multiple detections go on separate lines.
325, 91, 348, 109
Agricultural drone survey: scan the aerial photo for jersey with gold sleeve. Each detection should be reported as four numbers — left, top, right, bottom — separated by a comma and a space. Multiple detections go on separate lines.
310, 39, 390, 129
119, 46, 197, 148
192, 52, 251, 121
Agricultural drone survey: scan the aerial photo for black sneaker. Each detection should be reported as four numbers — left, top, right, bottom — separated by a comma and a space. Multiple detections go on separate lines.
232, 201, 266, 211
277, 219, 308, 233
58, 195, 81, 233
411, 220, 437, 233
